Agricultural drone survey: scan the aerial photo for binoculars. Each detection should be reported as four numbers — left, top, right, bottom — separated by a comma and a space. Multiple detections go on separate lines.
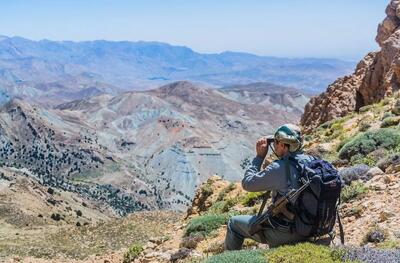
266, 138, 275, 144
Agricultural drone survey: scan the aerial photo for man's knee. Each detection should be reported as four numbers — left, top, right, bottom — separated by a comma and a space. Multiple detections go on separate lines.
227, 216, 240, 234
228, 216, 248, 231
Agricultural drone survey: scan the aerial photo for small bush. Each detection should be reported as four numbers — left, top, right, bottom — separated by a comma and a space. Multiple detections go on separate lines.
202, 182, 214, 197
123, 243, 144, 263
205, 249, 266, 263
392, 100, 400, 115
208, 199, 237, 214
344, 206, 364, 218
304, 134, 313, 142
381, 112, 395, 120
185, 214, 228, 237
323, 122, 344, 140
319, 119, 336, 130
350, 154, 376, 166
180, 235, 204, 249
380, 97, 391, 106
216, 183, 236, 201
336, 136, 352, 152
338, 128, 400, 160
266, 242, 344, 263
358, 120, 371, 132
240, 192, 266, 207
206, 243, 387, 263
341, 181, 368, 202
359, 105, 374, 113
381, 116, 400, 127
203, 241, 225, 254
377, 240, 400, 249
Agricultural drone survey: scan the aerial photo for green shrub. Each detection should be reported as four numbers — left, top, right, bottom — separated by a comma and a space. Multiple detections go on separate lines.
123, 243, 143, 263
208, 199, 237, 214
377, 239, 400, 249
379, 97, 391, 106
338, 128, 400, 160
185, 214, 228, 237
381, 112, 395, 120
322, 121, 345, 141
350, 154, 376, 166
331, 122, 343, 131
205, 249, 266, 263
204, 243, 358, 263
266, 242, 344, 263
202, 182, 214, 197
359, 105, 374, 113
381, 116, 400, 127
358, 120, 371, 132
319, 119, 336, 130
216, 183, 236, 201
240, 192, 266, 207
304, 134, 313, 142
392, 100, 400, 115
336, 136, 352, 152
341, 181, 368, 203
344, 206, 364, 218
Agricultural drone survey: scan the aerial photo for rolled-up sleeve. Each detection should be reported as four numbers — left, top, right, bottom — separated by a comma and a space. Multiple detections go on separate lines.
241, 156, 286, 192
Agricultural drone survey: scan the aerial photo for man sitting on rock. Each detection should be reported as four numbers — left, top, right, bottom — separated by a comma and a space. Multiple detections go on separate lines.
224, 124, 314, 250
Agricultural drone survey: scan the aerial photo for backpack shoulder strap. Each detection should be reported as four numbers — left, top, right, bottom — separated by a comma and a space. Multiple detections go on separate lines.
285, 157, 298, 190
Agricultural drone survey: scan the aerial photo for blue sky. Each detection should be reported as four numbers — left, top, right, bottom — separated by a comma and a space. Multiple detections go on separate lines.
0, 0, 389, 60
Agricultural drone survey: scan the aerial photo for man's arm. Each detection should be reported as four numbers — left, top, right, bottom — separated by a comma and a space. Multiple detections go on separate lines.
241, 156, 286, 192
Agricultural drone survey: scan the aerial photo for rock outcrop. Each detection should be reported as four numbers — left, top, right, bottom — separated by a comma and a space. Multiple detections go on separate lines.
301, 0, 400, 133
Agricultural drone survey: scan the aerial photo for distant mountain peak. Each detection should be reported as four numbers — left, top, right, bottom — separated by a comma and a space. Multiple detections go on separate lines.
153, 81, 209, 96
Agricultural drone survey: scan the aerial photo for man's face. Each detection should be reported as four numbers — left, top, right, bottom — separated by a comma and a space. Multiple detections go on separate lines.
273, 139, 289, 157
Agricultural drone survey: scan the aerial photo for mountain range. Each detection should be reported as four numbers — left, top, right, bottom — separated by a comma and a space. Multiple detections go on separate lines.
0, 35, 355, 105
0, 81, 308, 214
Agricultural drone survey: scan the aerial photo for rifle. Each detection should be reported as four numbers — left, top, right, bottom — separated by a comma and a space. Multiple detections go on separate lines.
249, 178, 311, 236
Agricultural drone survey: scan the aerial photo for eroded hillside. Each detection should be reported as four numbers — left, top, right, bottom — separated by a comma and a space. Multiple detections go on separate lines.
0, 81, 308, 215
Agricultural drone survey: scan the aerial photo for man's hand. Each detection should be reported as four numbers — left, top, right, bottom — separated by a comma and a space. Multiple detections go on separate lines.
256, 137, 269, 159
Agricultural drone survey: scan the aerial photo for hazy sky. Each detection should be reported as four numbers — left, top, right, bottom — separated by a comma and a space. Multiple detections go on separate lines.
0, 0, 389, 60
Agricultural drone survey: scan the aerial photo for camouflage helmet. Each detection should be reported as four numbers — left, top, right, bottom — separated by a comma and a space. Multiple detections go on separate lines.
273, 124, 303, 152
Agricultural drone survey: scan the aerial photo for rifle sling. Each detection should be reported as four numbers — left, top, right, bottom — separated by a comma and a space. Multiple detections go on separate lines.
257, 192, 269, 216
337, 198, 345, 245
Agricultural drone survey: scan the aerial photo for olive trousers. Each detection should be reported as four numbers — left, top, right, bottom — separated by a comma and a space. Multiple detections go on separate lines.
224, 215, 308, 250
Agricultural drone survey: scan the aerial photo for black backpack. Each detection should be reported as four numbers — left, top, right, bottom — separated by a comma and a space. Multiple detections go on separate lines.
288, 156, 344, 243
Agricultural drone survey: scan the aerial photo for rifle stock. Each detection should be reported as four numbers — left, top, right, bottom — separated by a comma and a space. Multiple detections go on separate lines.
249, 180, 311, 236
